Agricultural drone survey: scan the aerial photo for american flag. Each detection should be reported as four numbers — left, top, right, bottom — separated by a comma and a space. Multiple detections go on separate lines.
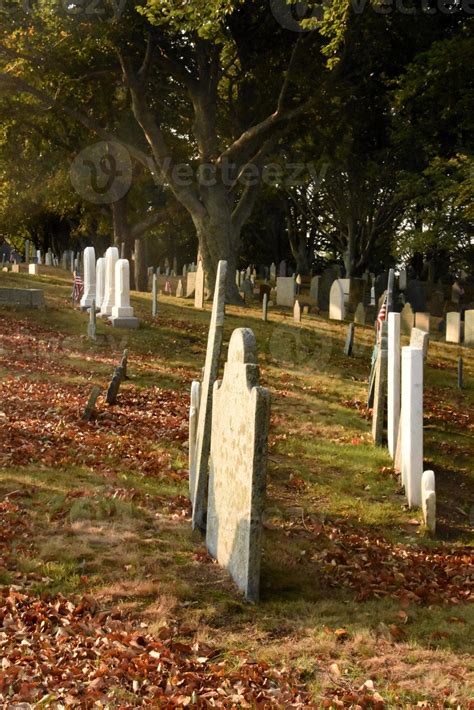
72, 271, 84, 303
377, 293, 388, 338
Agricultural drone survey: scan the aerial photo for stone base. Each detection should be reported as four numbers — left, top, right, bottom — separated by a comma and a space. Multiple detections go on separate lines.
110, 316, 139, 329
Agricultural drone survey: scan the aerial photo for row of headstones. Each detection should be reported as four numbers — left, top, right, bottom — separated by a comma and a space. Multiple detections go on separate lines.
80, 246, 139, 329
372, 315, 436, 531
187, 261, 270, 603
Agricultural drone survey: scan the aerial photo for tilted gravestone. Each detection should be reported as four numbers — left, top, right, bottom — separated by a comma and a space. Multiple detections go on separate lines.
206, 328, 270, 602
387, 313, 401, 460
372, 322, 388, 446
82, 386, 102, 421
191, 260, 227, 530
189, 380, 201, 498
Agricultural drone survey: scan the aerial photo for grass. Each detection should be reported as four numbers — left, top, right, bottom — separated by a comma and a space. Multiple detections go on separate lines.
0, 268, 473, 705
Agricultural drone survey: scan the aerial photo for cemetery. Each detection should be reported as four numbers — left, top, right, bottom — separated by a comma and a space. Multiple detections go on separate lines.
0, 258, 472, 706
0, 1, 473, 706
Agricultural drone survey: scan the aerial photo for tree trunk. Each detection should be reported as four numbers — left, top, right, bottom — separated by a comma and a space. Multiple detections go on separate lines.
343, 222, 356, 277
111, 195, 135, 288
134, 238, 148, 292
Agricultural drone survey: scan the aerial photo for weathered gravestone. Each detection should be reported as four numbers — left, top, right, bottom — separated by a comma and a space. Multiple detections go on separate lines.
28, 264, 39, 276
446, 312, 461, 343
0, 288, 44, 308
82, 386, 102, 421
186, 271, 196, 298
276, 276, 295, 308
421, 470, 436, 534
372, 322, 388, 446
318, 266, 340, 311
242, 279, 253, 303
344, 323, 355, 357
465, 310, 474, 345
269, 263, 276, 283
259, 283, 271, 303
354, 302, 366, 325
194, 262, 205, 309
309, 275, 319, 303
191, 260, 227, 530
206, 328, 270, 602
188, 380, 201, 498
176, 280, 183, 298
400, 302, 415, 336
410, 327, 429, 358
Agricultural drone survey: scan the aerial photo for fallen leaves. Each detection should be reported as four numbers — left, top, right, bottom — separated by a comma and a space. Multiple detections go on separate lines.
0, 587, 312, 706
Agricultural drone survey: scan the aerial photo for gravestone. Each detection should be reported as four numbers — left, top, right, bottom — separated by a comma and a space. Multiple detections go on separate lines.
401, 346, 423, 508
410, 327, 429, 358
45, 251, 52, 267
293, 299, 301, 323
95, 257, 105, 311
329, 279, 350, 321
0, 288, 44, 308
310, 275, 319, 303
242, 279, 253, 303
354, 302, 366, 325
106, 366, 124, 405
186, 271, 196, 298
276, 277, 295, 308
152, 274, 158, 317
446, 312, 461, 343
415, 312, 430, 333
421, 470, 436, 534
206, 328, 270, 602
11, 265, 20, 273
372, 322, 388, 446
191, 260, 228, 530
28, 264, 39, 276
176, 279, 183, 298
235, 270, 241, 288
259, 283, 271, 303
80, 247, 96, 311
427, 287, 445, 317
269, 263, 276, 283
400, 302, 414, 336
387, 313, 401, 459
262, 293, 268, 322
465, 310, 474, 345
111, 259, 139, 329
194, 262, 205, 309
87, 299, 97, 340
188, 381, 201, 498
344, 323, 355, 357
319, 266, 340, 311
82, 386, 102, 421
100, 246, 119, 316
